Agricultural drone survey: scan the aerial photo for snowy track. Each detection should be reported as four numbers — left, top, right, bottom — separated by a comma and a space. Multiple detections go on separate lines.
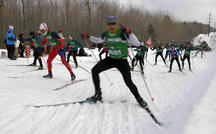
0, 49, 216, 134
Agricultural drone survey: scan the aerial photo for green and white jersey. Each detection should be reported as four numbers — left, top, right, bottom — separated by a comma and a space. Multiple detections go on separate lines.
45, 32, 60, 47
88, 29, 141, 59
104, 30, 127, 59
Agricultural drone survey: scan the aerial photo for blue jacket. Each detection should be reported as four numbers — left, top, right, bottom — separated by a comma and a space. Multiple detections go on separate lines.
6, 29, 15, 45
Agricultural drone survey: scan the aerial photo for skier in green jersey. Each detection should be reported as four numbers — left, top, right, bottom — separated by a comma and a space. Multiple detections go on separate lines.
81, 16, 148, 108
182, 44, 193, 71
66, 35, 83, 68
131, 42, 146, 74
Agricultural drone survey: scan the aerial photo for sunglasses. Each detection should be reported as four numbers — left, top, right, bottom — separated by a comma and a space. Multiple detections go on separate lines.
107, 22, 116, 26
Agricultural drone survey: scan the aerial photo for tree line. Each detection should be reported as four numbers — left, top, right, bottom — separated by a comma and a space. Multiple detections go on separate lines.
0, 0, 211, 48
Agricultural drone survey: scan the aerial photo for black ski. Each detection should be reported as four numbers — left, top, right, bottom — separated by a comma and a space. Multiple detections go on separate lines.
53, 79, 87, 91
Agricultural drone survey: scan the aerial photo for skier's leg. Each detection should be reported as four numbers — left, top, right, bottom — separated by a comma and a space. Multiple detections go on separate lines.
176, 58, 181, 71
160, 53, 166, 64
165, 51, 168, 59
169, 58, 174, 72
47, 48, 58, 73
182, 56, 186, 69
187, 56, 191, 70
139, 57, 144, 73
155, 53, 159, 65
60, 53, 73, 73
67, 51, 72, 63
116, 60, 147, 106
73, 51, 78, 67
91, 57, 113, 97
131, 57, 136, 69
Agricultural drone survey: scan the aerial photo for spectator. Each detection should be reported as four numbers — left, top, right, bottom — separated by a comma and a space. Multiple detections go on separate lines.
6, 25, 16, 60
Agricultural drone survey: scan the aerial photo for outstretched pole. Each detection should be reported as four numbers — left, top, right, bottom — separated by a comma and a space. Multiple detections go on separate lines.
130, 48, 155, 102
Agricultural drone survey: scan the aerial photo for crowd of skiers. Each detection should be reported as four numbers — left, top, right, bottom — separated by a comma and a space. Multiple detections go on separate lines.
4, 16, 210, 108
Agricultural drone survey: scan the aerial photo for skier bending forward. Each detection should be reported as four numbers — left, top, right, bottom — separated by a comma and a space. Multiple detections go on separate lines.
81, 16, 148, 108
39, 23, 76, 81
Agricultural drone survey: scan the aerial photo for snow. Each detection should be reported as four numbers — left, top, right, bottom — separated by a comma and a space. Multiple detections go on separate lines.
0, 48, 216, 134
192, 32, 216, 50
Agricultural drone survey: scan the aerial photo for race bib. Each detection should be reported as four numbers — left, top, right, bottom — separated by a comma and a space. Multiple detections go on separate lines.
109, 50, 121, 56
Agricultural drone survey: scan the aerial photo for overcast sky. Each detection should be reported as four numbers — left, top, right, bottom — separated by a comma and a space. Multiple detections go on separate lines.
119, 0, 216, 27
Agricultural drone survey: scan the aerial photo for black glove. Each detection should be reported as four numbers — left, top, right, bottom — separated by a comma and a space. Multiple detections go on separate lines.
120, 25, 131, 35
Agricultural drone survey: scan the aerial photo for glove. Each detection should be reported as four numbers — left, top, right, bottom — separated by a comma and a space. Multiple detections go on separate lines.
81, 33, 89, 39
120, 25, 131, 35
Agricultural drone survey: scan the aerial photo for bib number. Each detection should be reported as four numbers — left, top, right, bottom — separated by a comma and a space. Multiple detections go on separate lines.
109, 50, 121, 56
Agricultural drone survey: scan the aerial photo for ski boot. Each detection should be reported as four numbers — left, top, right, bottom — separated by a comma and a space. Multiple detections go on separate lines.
38, 66, 43, 70
86, 92, 102, 103
75, 64, 78, 68
141, 71, 144, 74
29, 63, 36, 66
43, 71, 53, 78
71, 73, 76, 81
137, 97, 148, 108
179, 69, 182, 72
168, 70, 171, 73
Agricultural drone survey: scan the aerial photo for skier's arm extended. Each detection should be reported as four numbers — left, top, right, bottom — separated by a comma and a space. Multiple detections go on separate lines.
88, 36, 105, 44
120, 25, 141, 47
126, 33, 141, 47
81, 33, 105, 44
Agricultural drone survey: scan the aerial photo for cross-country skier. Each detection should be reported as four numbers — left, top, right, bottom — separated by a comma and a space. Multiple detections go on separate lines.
66, 35, 83, 68
39, 23, 75, 80
25, 31, 44, 70
81, 16, 148, 108
131, 42, 145, 74
151, 41, 166, 65
194, 41, 207, 58
182, 44, 193, 71
166, 46, 182, 72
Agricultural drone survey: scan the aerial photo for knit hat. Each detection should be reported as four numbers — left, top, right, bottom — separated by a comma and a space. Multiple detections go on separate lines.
107, 16, 116, 22
39, 23, 48, 31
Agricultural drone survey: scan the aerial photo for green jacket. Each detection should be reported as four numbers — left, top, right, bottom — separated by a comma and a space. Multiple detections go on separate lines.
66, 39, 83, 52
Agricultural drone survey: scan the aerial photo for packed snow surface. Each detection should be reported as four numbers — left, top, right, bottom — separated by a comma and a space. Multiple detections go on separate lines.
0, 48, 216, 134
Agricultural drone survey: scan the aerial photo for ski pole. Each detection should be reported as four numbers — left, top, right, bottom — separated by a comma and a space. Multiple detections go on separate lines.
130, 48, 155, 102
144, 59, 154, 67
55, 57, 91, 74
70, 59, 91, 74
41, 56, 47, 67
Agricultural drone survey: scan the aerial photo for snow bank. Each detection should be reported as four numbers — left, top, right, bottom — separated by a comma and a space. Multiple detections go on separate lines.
193, 32, 216, 50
